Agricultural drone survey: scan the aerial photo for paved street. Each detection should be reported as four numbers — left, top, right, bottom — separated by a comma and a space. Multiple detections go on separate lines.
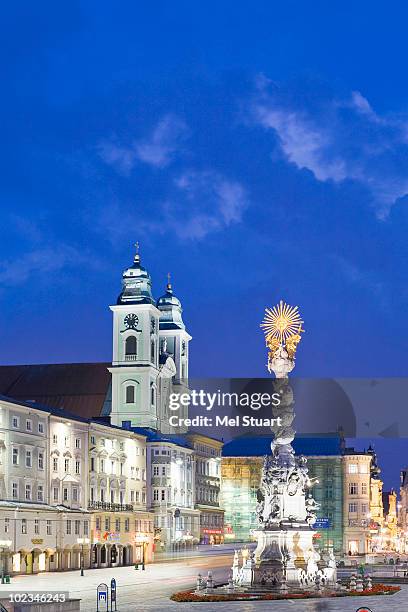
0, 553, 407, 612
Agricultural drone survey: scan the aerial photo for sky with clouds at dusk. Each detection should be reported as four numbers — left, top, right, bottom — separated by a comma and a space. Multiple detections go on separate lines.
1, 1, 408, 380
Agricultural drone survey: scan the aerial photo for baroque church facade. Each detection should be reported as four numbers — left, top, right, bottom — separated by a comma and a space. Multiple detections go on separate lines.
108, 246, 190, 433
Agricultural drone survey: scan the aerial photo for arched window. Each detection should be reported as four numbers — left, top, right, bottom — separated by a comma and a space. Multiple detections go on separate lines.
150, 340, 155, 363
150, 384, 155, 406
125, 336, 137, 357
126, 385, 135, 404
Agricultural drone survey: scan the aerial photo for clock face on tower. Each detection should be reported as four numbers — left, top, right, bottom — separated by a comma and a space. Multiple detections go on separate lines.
124, 313, 139, 329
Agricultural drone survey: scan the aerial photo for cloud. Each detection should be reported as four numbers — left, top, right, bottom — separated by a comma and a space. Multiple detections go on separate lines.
98, 142, 136, 175
98, 114, 188, 174
0, 245, 96, 285
95, 171, 249, 243
135, 114, 188, 168
170, 170, 249, 239
251, 78, 408, 216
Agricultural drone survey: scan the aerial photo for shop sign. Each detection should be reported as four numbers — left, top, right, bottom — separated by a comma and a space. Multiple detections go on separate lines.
104, 532, 120, 543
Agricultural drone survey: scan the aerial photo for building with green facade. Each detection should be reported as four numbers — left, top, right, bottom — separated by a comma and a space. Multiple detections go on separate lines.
221, 434, 344, 555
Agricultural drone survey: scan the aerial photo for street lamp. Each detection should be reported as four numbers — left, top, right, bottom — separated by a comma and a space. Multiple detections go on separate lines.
0, 540, 12, 584
77, 537, 90, 577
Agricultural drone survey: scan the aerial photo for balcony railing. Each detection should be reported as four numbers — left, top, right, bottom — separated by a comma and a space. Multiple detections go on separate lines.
88, 501, 134, 512
125, 354, 137, 361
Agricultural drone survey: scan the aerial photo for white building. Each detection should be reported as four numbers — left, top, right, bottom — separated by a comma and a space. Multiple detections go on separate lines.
0, 397, 90, 574
144, 434, 200, 548
0, 395, 154, 575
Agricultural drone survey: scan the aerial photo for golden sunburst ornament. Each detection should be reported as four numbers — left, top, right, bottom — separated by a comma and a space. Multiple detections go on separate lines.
260, 300, 304, 344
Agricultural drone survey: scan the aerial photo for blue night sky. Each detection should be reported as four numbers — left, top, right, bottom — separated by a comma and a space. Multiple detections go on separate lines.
1, 1, 408, 380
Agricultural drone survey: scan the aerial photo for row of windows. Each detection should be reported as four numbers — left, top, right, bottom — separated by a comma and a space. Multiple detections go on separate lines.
95, 517, 153, 533
52, 486, 80, 503
51, 434, 82, 448
12, 453, 147, 480
348, 482, 368, 495
52, 457, 81, 474
197, 488, 219, 504
152, 488, 192, 505
90, 437, 141, 453
89, 488, 146, 504
153, 465, 168, 477
196, 460, 220, 477
349, 502, 369, 514
195, 444, 219, 457
10, 483, 83, 505
17, 518, 89, 537
12, 416, 45, 433
348, 463, 369, 474
10, 482, 45, 502
12, 448, 44, 469
200, 513, 224, 527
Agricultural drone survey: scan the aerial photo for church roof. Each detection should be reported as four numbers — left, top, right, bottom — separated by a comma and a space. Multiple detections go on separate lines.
222, 434, 344, 457
156, 280, 185, 330
117, 250, 156, 305
0, 362, 111, 419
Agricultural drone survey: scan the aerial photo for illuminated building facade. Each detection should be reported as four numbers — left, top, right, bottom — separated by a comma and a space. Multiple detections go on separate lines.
221, 435, 344, 555
185, 432, 224, 544
342, 449, 372, 556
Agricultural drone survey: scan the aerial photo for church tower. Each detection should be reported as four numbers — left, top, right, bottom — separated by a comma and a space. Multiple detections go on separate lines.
156, 275, 191, 385
109, 245, 161, 428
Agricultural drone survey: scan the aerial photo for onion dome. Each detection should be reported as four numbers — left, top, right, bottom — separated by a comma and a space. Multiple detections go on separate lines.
117, 243, 155, 305
156, 274, 185, 330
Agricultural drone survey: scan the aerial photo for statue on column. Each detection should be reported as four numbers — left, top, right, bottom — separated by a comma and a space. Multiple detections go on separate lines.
246, 300, 335, 591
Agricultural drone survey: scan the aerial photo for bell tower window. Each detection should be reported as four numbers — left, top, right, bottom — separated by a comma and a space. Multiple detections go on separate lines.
126, 385, 135, 404
125, 336, 137, 361
151, 340, 155, 364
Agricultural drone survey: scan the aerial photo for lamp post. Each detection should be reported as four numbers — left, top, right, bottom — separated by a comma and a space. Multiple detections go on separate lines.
0, 540, 12, 583
77, 537, 89, 576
